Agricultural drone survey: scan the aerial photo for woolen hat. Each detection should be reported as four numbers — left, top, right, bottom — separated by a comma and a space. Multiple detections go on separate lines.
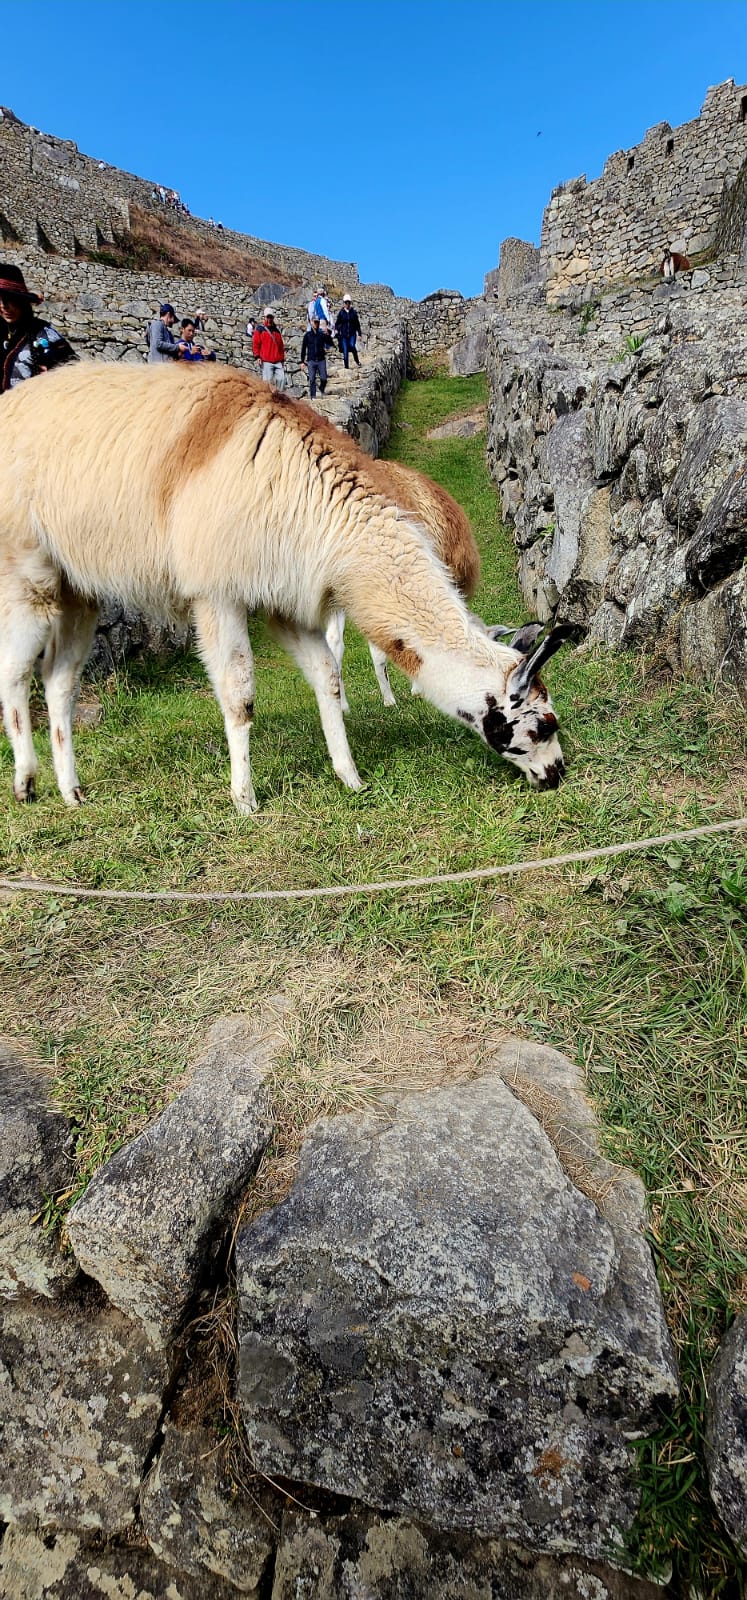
0, 263, 42, 304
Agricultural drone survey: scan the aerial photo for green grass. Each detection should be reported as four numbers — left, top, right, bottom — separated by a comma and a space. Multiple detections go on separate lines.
1, 373, 745, 1594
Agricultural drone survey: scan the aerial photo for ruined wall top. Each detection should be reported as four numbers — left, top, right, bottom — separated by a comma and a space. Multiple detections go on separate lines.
0, 107, 358, 288
538, 79, 747, 301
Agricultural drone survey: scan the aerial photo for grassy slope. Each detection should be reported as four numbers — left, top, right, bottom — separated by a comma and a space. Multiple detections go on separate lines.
1, 373, 745, 1591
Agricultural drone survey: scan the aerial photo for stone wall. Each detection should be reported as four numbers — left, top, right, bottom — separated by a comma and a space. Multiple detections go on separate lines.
538, 80, 747, 301
0, 1023, 688, 1598
485, 237, 541, 299
715, 154, 747, 263
0, 106, 358, 290
485, 272, 747, 698
405, 288, 474, 367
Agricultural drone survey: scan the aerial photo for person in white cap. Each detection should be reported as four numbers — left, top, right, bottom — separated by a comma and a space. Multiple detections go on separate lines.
334, 293, 362, 368
251, 307, 286, 389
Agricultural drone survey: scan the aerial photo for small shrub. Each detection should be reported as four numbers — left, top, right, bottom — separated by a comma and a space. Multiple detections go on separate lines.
579, 300, 600, 334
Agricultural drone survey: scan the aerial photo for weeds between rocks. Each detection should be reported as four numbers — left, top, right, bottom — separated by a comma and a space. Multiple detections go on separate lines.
0, 374, 745, 1593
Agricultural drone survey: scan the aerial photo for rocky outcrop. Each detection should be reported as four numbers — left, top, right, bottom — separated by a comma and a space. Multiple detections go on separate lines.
236, 1040, 677, 1565
486, 280, 747, 694
0, 1020, 694, 1591
140, 1420, 279, 1592
0, 1526, 232, 1599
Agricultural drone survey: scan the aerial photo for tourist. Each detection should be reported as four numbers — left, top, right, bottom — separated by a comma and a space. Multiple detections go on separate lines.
335, 293, 362, 368
0, 263, 77, 393
307, 285, 333, 329
178, 319, 216, 362
245, 316, 257, 340
147, 303, 181, 363
252, 307, 285, 389
193, 307, 208, 331
301, 314, 333, 398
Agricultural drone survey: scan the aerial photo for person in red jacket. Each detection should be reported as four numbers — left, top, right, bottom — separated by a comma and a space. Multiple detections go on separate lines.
251, 307, 285, 389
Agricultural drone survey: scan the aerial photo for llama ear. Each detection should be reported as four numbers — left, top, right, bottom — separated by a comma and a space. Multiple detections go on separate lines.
512, 624, 577, 692
508, 621, 545, 654
486, 622, 544, 652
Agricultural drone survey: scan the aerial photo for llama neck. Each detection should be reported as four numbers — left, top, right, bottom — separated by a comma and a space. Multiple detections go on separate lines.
335, 509, 486, 666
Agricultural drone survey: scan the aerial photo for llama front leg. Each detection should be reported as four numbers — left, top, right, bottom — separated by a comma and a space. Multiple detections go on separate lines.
41, 590, 99, 805
270, 620, 364, 790
0, 595, 53, 803
193, 597, 258, 814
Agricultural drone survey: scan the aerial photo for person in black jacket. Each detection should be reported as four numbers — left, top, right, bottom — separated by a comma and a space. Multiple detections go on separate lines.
334, 293, 362, 368
300, 315, 333, 398
0, 263, 77, 393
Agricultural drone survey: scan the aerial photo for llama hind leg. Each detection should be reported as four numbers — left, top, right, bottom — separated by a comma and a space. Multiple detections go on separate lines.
270, 620, 364, 790
193, 597, 258, 814
324, 608, 350, 715
41, 589, 99, 805
368, 643, 397, 708
0, 596, 53, 803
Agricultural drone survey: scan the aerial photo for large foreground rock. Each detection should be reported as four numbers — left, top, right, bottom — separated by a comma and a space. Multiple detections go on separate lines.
0, 1283, 169, 1532
706, 1313, 747, 1556
0, 1040, 77, 1299
67, 1016, 274, 1345
271, 1508, 666, 1600
237, 1043, 677, 1563
0, 1526, 236, 1598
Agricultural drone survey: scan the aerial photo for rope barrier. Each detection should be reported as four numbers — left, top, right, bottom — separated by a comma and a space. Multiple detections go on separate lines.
0, 816, 745, 906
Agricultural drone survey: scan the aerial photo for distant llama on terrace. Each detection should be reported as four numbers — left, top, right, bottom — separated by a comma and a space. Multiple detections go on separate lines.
0, 364, 572, 810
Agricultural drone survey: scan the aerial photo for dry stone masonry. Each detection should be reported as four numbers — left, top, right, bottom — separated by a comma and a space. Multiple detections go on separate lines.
0, 1020, 708, 1597
478, 79, 747, 699
0, 105, 357, 288
540, 80, 747, 302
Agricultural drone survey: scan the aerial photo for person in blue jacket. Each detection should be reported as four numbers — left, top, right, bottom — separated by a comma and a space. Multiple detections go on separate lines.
334, 293, 362, 368
300, 315, 333, 398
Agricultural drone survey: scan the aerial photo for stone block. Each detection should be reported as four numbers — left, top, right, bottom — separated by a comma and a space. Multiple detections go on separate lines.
271, 1508, 667, 1600
67, 1016, 274, 1346
141, 1421, 278, 1592
0, 1283, 169, 1532
0, 1527, 232, 1598
237, 1044, 677, 1563
0, 1039, 77, 1300
705, 1315, 747, 1557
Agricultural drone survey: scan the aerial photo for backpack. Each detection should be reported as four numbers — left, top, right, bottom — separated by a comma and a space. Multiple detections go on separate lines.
313, 296, 326, 322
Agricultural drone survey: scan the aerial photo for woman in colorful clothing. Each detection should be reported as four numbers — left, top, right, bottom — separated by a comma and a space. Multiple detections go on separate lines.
0, 263, 77, 393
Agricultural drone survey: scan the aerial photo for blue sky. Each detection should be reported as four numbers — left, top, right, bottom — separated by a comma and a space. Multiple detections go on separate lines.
8, 1, 747, 299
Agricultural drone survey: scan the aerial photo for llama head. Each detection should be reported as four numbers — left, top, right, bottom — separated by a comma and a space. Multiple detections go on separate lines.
417, 622, 574, 789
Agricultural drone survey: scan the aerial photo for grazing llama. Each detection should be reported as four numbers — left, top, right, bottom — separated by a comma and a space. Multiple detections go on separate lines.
0, 364, 572, 812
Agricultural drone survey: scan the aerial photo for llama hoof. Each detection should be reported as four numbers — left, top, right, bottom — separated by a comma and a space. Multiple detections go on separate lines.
233, 790, 259, 816
338, 768, 365, 791
14, 776, 36, 803
64, 787, 85, 807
